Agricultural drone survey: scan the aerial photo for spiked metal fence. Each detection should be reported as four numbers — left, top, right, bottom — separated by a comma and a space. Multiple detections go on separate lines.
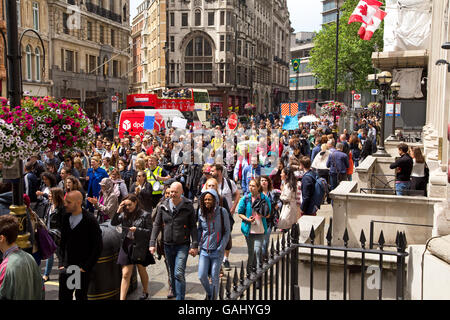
219, 219, 409, 300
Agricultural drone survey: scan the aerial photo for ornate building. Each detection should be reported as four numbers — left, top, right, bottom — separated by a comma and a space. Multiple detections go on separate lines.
131, 0, 291, 116
18, 0, 52, 98
48, 0, 131, 119
130, 0, 147, 93
0, 1, 6, 97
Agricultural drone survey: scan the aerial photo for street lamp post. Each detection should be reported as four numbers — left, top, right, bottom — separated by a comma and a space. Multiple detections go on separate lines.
334, 0, 341, 101
372, 71, 392, 157
389, 82, 401, 140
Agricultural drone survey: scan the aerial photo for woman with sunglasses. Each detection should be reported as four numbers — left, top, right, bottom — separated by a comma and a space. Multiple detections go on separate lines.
130, 170, 153, 213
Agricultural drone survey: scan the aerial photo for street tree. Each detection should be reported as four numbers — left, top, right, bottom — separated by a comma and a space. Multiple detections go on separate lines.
309, 0, 384, 93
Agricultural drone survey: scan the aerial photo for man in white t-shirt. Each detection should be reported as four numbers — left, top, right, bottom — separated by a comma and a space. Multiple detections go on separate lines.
202, 164, 240, 270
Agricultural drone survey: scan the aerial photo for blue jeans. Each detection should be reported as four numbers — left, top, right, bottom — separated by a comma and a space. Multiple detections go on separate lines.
262, 225, 273, 258
330, 173, 338, 191
164, 244, 190, 300
198, 249, 224, 300
245, 234, 265, 274
44, 254, 54, 277
396, 182, 411, 196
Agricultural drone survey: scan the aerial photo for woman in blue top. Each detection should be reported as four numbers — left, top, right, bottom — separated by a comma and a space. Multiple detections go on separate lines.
237, 178, 271, 275
197, 189, 231, 300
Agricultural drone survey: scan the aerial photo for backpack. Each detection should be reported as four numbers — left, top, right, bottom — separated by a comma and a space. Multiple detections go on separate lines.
306, 171, 329, 211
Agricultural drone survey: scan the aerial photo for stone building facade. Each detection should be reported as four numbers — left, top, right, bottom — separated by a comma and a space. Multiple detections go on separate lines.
48, 0, 131, 120
130, 0, 146, 93
0, 1, 6, 97
131, 0, 291, 116
18, 0, 52, 98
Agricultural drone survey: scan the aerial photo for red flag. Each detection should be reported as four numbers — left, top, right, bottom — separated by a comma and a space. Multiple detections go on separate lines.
348, 0, 383, 25
358, 7, 387, 40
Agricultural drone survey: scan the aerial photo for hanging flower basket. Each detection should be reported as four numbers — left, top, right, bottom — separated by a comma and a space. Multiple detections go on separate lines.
21, 96, 95, 154
0, 98, 48, 168
321, 101, 348, 117
367, 102, 381, 113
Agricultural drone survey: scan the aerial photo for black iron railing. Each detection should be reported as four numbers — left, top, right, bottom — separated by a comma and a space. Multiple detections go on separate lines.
86, 3, 122, 23
219, 219, 409, 300
369, 220, 433, 249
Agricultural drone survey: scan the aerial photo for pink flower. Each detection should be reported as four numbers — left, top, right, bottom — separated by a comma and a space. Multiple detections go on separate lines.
58, 114, 63, 120
74, 122, 80, 128
6, 117, 13, 124
38, 105, 44, 111
45, 117, 52, 123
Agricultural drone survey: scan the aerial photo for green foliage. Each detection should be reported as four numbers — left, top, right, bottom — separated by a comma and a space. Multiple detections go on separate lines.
309, 0, 384, 93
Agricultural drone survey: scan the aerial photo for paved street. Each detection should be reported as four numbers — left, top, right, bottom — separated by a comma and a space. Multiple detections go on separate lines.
41, 204, 333, 300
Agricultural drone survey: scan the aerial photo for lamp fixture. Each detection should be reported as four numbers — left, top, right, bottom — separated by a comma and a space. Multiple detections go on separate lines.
391, 82, 400, 93
377, 71, 392, 85
435, 59, 450, 72
442, 42, 450, 50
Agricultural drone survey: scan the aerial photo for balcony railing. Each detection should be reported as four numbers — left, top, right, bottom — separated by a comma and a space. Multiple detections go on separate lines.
86, 3, 122, 23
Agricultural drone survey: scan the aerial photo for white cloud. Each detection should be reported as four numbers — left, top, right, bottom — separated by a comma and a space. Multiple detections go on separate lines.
287, 0, 322, 32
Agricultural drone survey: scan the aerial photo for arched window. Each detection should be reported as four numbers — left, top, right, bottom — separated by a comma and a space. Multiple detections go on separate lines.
25, 45, 32, 81
194, 10, 201, 26
184, 36, 213, 84
35, 47, 41, 81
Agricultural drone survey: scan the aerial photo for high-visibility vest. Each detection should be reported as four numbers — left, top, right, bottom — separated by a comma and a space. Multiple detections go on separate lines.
145, 166, 163, 195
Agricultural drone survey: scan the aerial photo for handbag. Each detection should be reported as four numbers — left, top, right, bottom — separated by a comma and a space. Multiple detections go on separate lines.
30, 209, 57, 260
277, 187, 298, 230
129, 213, 155, 266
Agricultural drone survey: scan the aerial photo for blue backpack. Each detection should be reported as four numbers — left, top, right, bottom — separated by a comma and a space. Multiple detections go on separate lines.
305, 171, 329, 212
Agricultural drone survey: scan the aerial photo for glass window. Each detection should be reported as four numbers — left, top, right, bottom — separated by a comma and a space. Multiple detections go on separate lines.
170, 12, 175, 26
35, 47, 41, 81
17, 0, 21, 27
208, 12, 214, 26
193, 91, 210, 103
220, 11, 225, 25
100, 25, 104, 44
186, 41, 193, 56
170, 36, 175, 52
182, 13, 188, 26
87, 22, 93, 40
32, 2, 39, 31
220, 35, 225, 51
26, 45, 32, 80
111, 29, 115, 47
194, 37, 203, 56
195, 10, 201, 26
65, 50, 74, 72
184, 37, 213, 84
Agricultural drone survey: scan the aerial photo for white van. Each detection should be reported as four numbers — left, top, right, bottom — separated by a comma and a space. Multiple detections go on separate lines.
118, 108, 185, 138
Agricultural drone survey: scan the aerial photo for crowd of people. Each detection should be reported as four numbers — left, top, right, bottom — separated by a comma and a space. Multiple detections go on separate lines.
0, 111, 429, 300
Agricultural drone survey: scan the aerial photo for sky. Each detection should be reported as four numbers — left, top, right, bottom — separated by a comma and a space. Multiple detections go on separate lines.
129, 0, 322, 32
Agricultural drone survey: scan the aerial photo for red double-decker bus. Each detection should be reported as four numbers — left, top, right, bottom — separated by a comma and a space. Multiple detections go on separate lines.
126, 88, 211, 126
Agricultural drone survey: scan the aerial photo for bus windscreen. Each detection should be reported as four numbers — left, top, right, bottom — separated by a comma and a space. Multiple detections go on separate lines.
193, 91, 209, 104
